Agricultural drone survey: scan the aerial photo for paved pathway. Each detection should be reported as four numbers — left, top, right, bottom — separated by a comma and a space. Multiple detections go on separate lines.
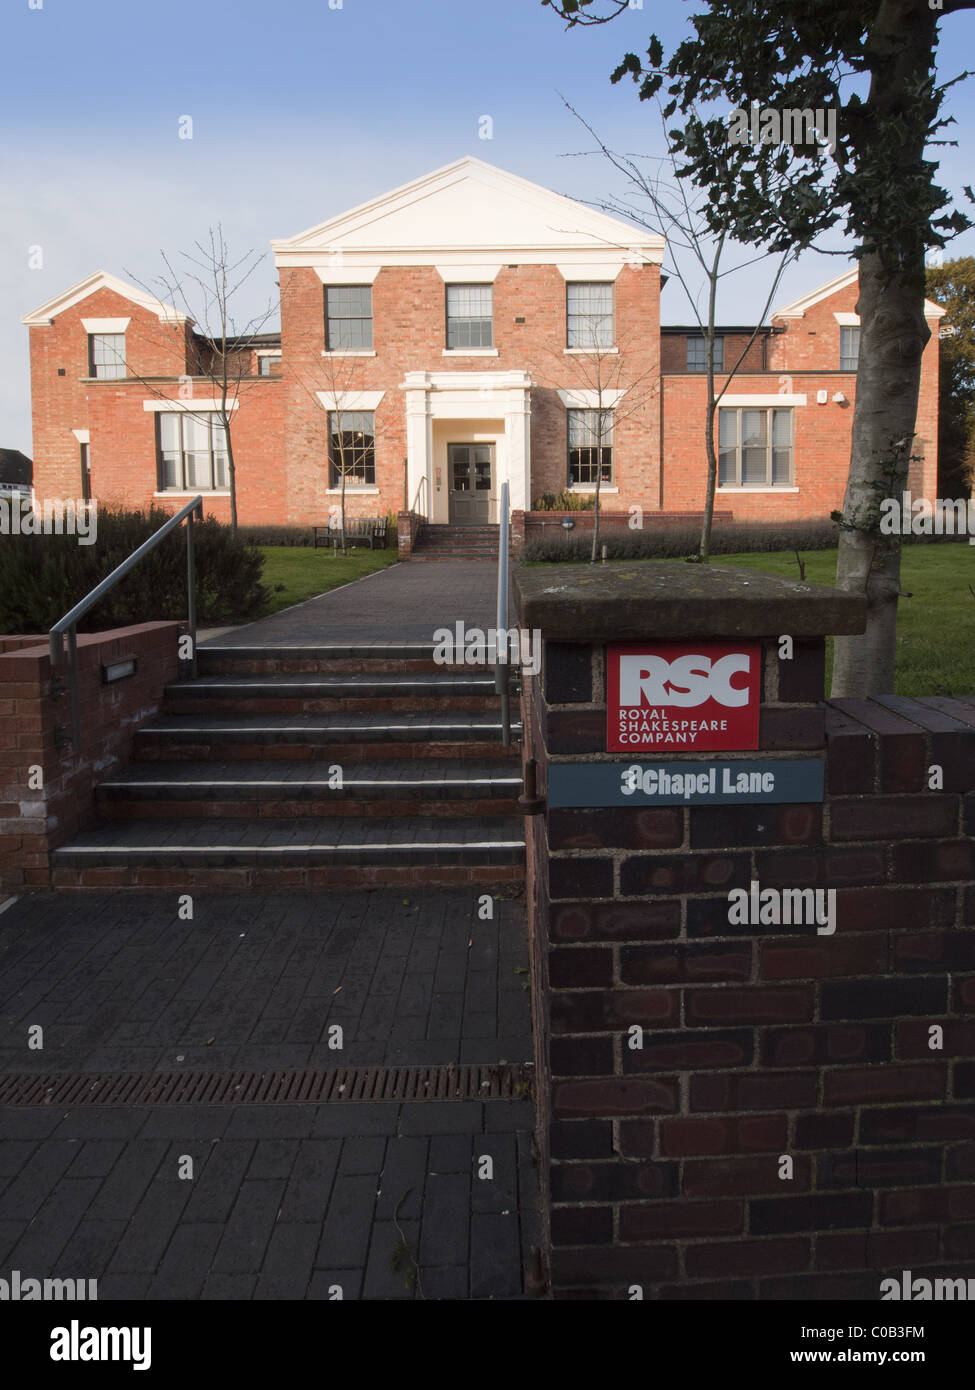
203, 560, 509, 648
0, 891, 538, 1299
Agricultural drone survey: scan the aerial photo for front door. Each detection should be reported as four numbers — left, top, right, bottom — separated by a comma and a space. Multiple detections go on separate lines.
448, 443, 494, 524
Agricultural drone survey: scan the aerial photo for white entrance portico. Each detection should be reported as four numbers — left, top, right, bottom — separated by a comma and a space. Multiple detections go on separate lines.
401, 370, 532, 524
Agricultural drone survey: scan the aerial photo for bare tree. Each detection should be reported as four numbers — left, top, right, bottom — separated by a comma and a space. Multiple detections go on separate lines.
125, 226, 275, 532
544, 311, 659, 562
560, 100, 798, 560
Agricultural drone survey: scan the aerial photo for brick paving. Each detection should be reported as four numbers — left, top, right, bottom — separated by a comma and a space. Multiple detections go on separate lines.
201, 560, 508, 647
0, 890, 539, 1299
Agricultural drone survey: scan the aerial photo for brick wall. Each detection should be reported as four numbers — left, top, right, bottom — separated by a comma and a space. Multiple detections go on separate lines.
0, 623, 180, 893
516, 573, 974, 1300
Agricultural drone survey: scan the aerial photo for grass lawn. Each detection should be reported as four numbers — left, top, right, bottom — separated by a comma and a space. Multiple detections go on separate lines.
704, 544, 975, 697
257, 545, 399, 616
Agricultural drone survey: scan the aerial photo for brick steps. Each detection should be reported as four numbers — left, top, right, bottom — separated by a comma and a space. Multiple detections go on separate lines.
165, 672, 499, 716
411, 524, 505, 561
95, 759, 522, 819
51, 642, 525, 889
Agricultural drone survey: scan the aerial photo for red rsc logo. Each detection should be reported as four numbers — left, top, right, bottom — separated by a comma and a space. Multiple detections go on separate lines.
606, 641, 762, 752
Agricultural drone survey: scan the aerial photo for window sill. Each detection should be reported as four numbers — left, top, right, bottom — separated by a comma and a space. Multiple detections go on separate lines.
325, 486, 379, 494
321, 350, 376, 357
568, 486, 618, 493
717, 486, 799, 493
154, 490, 230, 497
564, 347, 619, 355
442, 348, 499, 357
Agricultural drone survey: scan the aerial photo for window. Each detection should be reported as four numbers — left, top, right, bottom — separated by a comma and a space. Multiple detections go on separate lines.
686, 336, 724, 371
446, 284, 493, 348
718, 408, 793, 488
328, 410, 376, 487
840, 325, 860, 371
567, 408, 614, 486
80, 442, 91, 502
325, 286, 373, 350
566, 282, 614, 349
258, 355, 281, 376
88, 333, 126, 379
157, 412, 229, 491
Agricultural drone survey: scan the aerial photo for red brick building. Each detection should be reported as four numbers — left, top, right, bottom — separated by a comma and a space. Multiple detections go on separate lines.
22, 158, 944, 529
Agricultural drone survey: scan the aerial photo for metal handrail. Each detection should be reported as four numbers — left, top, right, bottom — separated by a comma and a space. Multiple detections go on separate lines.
495, 481, 511, 747
49, 495, 204, 750
410, 474, 429, 519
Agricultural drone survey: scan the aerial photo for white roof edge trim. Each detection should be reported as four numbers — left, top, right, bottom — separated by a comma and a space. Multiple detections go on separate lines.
773, 266, 946, 321
22, 270, 190, 327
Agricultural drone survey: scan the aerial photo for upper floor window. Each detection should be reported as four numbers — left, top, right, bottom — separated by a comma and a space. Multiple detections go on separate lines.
157, 411, 229, 492
566, 282, 614, 349
325, 286, 373, 351
88, 332, 126, 379
446, 284, 493, 349
687, 335, 724, 372
328, 410, 376, 488
840, 325, 860, 372
718, 407, 793, 488
258, 355, 281, 376
567, 407, 614, 486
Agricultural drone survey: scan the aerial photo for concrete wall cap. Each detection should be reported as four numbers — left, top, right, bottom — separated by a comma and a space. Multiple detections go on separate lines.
513, 562, 867, 640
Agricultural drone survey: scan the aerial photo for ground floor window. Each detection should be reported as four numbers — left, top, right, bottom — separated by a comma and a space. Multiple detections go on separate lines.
718, 407, 793, 487
157, 412, 229, 491
567, 407, 614, 486
328, 410, 376, 487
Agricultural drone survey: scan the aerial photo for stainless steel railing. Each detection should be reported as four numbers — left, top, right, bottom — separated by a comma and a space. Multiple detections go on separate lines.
49, 495, 204, 751
495, 481, 511, 747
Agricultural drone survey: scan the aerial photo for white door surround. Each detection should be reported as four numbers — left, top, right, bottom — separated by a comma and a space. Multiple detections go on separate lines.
401, 370, 531, 522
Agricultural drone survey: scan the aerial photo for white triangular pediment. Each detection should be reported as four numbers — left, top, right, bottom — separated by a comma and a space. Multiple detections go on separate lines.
272, 157, 664, 270
21, 269, 188, 327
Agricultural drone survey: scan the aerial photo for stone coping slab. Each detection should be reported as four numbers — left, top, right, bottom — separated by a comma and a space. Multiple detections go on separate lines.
513, 562, 867, 641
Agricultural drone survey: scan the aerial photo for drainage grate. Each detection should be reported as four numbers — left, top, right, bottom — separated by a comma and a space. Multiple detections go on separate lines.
0, 1063, 534, 1108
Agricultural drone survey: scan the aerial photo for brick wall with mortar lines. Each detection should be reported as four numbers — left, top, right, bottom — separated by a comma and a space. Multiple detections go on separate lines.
0, 623, 180, 893
28, 287, 284, 525
523, 638, 975, 1299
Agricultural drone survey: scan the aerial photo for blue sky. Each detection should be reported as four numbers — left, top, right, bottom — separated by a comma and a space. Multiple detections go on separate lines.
3, 0, 974, 453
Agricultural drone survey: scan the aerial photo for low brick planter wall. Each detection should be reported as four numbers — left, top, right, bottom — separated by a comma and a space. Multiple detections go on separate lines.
515, 562, 975, 1300
0, 623, 180, 892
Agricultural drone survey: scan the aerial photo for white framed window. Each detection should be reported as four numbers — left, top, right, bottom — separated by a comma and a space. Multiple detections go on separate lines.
567, 407, 614, 486
719, 407, 793, 488
328, 410, 376, 487
446, 284, 493, 349
88, 332, 126, 379
325, 286, 373, 350
566, 282, 614, 349
157, 411, 229, 491
840, 325, 860, 371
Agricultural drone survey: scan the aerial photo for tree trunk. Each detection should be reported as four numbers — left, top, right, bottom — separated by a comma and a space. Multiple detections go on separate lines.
830, 251, 930, 694
830, 1, 937, 696
225, 419, 238, 533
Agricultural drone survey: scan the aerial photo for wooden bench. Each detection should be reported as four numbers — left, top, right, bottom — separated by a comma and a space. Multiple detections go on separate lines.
313, 516, 387, 551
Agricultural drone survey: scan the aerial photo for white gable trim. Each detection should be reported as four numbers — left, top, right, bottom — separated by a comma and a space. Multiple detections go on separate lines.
271, 157, 665, 269
315, 389, 385, 412
81, 317, 131, 334
22, 271, 189, 327
773, 266, 946, 321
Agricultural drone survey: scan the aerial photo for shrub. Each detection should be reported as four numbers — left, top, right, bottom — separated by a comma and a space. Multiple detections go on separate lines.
520, 518, 839, 563
531, 491, 596, 512
0, 507, 269, 634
